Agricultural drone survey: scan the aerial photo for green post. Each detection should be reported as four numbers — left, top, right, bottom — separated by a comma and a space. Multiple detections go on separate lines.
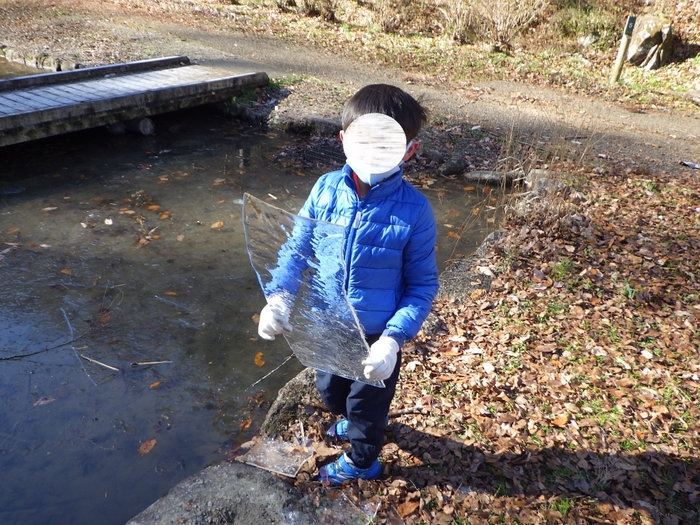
610, 15, 637, 85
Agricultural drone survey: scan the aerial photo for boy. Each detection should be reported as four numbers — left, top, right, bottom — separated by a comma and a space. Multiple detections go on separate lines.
258, 84, 439, 484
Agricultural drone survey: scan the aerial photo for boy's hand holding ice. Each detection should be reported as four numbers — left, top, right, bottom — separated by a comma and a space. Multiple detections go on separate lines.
362, 332, 399, 381
258, 294, 293, 340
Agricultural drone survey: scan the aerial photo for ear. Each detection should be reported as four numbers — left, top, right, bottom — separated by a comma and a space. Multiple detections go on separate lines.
402, 139, 419, 161
339, 130, 344, 143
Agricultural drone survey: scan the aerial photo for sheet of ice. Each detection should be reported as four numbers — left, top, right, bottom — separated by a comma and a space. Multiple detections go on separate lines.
235, 438, 314, 478
243, 193, 383, 387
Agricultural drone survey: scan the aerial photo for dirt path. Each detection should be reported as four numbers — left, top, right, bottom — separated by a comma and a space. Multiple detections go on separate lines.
2, 0, 699, 174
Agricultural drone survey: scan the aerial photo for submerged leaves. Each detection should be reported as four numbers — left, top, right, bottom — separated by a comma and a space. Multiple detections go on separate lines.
138, 438, 156, 457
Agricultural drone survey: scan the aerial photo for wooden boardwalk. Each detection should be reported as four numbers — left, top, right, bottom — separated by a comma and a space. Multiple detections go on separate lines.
0, 56, 269, 147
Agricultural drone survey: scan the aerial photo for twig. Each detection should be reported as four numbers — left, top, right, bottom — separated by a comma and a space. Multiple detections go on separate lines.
61, 308, 74, 339
62, 308, 97, 386
249, 354, 294, 388
91, 440, 117, 451
388, 406, 424, 418
130, 360, 173, 367
0, 337, 84, 361
80, 354, 121, 371
154, 295, 194, 313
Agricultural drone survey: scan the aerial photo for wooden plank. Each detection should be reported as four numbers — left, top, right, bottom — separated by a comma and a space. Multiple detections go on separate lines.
0, 56, 191, 92
39, 86, 89, 104
0, 93, 46, 112
1, 65, 255, 118
0, 70, 269, 146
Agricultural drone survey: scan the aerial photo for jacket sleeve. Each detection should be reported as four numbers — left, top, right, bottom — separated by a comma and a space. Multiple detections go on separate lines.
385, 199, 439, 340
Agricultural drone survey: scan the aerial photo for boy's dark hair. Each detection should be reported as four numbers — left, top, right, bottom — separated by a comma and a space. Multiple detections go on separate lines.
342, 84, 428, 141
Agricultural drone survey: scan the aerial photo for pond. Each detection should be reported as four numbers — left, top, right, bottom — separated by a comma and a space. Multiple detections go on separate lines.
0, 102, 503, 525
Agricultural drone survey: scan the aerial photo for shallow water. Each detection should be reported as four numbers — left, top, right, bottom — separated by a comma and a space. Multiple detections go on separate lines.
0, 106, 502, 525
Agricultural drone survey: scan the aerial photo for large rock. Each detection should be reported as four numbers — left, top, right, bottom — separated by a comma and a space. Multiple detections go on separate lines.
260, 367, 320, 438
627, 14, 673, 70
126, 461, 314, 525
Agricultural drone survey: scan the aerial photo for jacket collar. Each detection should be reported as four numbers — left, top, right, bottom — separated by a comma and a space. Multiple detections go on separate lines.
342, 163, 403, 198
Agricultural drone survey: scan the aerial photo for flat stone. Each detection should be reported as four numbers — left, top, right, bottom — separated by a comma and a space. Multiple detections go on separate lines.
126, 461, 314, 525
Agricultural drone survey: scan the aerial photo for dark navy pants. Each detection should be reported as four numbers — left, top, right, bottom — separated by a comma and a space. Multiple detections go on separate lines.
316, 335, 402, 469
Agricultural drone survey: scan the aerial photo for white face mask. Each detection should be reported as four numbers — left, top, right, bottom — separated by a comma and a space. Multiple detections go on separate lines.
353, 139, 415, 186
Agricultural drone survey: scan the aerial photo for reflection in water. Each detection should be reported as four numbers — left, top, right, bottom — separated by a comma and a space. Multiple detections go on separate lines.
243, 194, 379, 387
0, 106, 503, 525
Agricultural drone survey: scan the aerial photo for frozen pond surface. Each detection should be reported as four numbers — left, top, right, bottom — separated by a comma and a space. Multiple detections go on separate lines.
0, 105, 501, 525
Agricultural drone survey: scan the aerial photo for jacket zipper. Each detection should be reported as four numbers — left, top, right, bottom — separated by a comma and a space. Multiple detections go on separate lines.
344, 202, 363, 290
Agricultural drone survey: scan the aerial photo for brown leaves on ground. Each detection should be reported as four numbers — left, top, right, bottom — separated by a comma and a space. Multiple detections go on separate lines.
279, 162, 700, 524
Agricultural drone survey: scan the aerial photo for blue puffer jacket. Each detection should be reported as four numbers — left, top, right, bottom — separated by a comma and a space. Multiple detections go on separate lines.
299, 164, 438, 340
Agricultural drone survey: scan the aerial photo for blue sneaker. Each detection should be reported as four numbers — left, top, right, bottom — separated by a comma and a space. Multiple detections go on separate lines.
318, 454, 382, 485
326, 419, 349, 441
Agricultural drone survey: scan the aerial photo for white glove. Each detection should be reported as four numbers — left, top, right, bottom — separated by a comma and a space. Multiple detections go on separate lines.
362, 335, 399, 381
258, 294, 292, 341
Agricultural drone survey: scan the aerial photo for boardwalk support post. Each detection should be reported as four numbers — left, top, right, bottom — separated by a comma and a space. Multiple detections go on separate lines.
125, 117, 155, 136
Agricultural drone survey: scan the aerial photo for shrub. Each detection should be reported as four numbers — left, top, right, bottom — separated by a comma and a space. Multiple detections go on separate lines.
275, 0, 337, 21
438, 0, 477, 44
548, 1, 618, 48
468, 0, 550, 45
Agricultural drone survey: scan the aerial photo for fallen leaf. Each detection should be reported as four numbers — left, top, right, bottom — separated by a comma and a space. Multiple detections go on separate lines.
138, 438, 156, 456
240, 418, 252, 431
160, 211, 171, 220
33, 396, 55, 406
147, 205, 161, 211
150, 381, 162, 389
551, 414, 568, 427
4, 227, 19, 234
398, 501, 420, 517
211, 221, 224, 229
60, 269, 73, 275
42, 207, 58, 211
254, 352, 265, 367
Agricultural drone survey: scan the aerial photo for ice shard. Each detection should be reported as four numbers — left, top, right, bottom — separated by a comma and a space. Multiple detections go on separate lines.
243, 193, 382, 387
